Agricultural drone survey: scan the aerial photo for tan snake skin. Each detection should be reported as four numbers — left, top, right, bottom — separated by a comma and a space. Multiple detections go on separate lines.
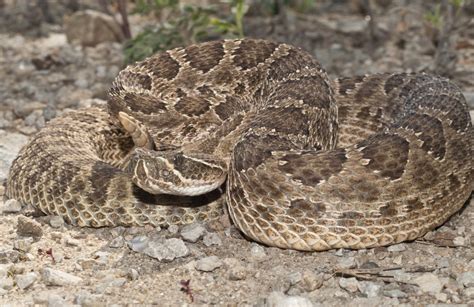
6, 39, 474, 251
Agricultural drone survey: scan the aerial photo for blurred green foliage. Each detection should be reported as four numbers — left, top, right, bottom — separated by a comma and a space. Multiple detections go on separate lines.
424, 0, 466, 29
124, 0, 248, 63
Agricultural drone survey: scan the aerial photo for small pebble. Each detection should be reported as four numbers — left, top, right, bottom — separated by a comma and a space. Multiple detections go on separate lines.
195, 256, 222, 272
250, 243, 266, 259
464, 287, 474, 298
387, 244, 407, 252
42, 267, 82, 286
74, 291, 102, 305
288, 272, 302, 286
15, 271, 38, 289
13, 237, 34, 252
203, 232, 222, 246
264, 291, 313, 307
2, 199, 22, 213
457, 271, 474, 288
225, 258, 247, 281
0, 277, 14, 290
47, 294, 67, 307
49, 216, 64, 228
129, 236, 189, 261
338, 277, 359, 293
337, 257, 356, 269
453, 236, 466, 247
300, 271, 323, 292
168, 225, 179, 234
358, 281, 381, 297
180, 223, 206, 243
16, 216, 43, 238
127, 268, 139, 281
66, 237, 80, 247
94, 251, 110, 265
95, 277, 127, 294
435, 292, 448, 302
109, 236, 125, 248
413, 273, 443, 294
0, 264, 11, 278
0, 248, 20, 264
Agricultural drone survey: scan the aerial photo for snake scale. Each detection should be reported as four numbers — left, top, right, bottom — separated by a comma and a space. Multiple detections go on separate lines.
6, 39, 474, 251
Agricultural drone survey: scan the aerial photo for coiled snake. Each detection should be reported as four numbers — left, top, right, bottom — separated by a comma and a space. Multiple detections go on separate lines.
7, 39, 473, 251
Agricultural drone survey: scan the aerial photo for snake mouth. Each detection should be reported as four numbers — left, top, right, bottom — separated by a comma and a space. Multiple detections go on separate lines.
156, 176, 227, 196
127, 149, 227, 196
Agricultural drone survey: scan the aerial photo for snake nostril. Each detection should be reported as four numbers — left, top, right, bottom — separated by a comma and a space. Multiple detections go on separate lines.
160, 170, 171, 178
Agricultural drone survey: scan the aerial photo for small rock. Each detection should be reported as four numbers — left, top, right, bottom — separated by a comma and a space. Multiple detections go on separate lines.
0, 277, 14, 290
300, 271, 323, 292
109, 236, 125, 248
168, 224, 179, 234
288, 272, 303, 286
127, 269, 139, 281
64, 10, 124, 47
383, 289, 407, 298
16, 216, 43, 238
453, 236, 466, 247
15, 272, 38, 289
203, 232, 222, 246
225, 258, 247, 281
49, 216, 64, 229
2, 199, 22, 213
47, 294, 67, 307
195, 256, 222, 272
458, 271, 474, 288
338, 277, 360, 293
128, 236, 189, 261
413, 273, 443, 293
0, 248, 20, 264
337, 257, 356, 269
42, 268, 82, 286
387, 244, 407, 252
65, 237, 80, 247
13, 238, 34, 252
358, 281, 381, 297
13, 101, 46, 118
180, 223, 206, 243
264, 291, 313, 307
250, 243, 266, 259
435, 292, 448, 302
74, 291, 102, 305
93, 251, 110, 265
0, 264, 11, 278
464, 287, 474, 298
95, 277, 127, 294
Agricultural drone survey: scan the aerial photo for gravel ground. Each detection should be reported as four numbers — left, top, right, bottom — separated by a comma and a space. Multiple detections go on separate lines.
0, 1, 473, 306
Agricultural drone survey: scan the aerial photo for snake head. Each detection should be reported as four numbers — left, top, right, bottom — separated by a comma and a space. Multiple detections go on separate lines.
126, 148, 227, 196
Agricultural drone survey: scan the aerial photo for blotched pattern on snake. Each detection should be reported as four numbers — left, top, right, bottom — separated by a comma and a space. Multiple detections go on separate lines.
7, 39, 473, 251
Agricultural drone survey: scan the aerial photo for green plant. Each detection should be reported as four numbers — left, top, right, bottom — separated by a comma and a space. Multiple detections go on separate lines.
124, 0, 248, 63
424, 3, 442, 29
210, 0, 248, 38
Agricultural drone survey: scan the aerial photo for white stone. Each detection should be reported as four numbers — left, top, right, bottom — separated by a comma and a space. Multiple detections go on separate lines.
15, 272, 38, 289
264, 291, 314, 307
180, 223, 206, 243
195, 256, 222, 272
338, 277, 360, 293
42, 268, 82, 286
413, 273, 443, 293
